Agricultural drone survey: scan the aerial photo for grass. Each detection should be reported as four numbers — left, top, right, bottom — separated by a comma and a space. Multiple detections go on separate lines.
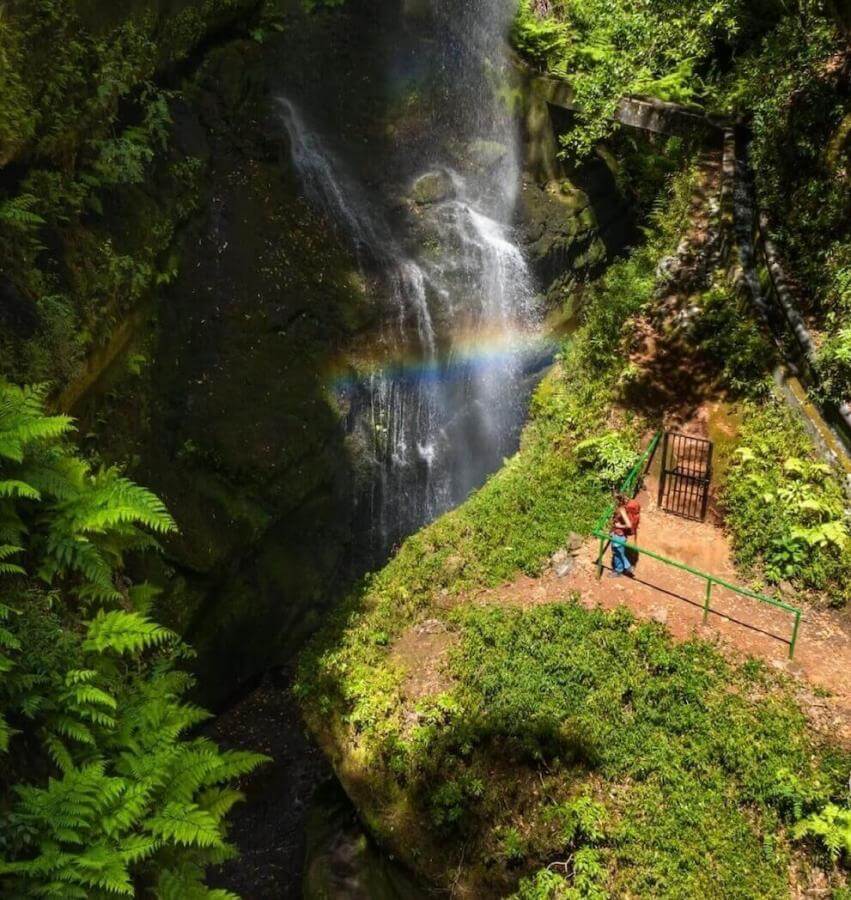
445, 602, 847, 898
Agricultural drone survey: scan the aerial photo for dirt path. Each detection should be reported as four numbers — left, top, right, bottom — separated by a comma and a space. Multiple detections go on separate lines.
472, 471, 851, 746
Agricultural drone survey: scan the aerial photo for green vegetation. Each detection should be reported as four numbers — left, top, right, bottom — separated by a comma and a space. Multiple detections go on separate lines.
0, 0, 254, 388
513, 0, 741, 155
513, 0, 851, 408
2, 0, 849, 895
298, 173, 851, 895
0, 380, 267, 896
720, 401, 850, 605
439, 602, 846, 896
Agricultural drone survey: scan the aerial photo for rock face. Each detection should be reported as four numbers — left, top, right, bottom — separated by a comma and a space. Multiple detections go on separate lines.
467, 139, 509, 170
517, 167, 632, 309
68, 12, 386, 706
516, 63, 637, 311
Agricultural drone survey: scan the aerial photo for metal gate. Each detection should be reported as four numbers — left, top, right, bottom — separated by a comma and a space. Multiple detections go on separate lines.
657, 432, 713, 521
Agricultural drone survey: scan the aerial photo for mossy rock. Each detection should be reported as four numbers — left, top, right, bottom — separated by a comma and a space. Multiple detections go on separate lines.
411, 171, 454, 205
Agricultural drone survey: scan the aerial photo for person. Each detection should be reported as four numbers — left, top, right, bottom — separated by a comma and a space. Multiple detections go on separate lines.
610, 493, 635, 578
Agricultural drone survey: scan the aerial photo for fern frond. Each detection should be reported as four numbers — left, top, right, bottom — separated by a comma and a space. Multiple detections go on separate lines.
0, 712, 14, 753
67, 684, 118, 711
0, 480, 40, 500
64, 669, 97, 686
128, 582, 161, 615
0, 381, 74, 462
0, 625, 21, 650
21, 461, 82, 501
147, 802, 224, 848
0, 543, 25, 576
83, 610, 176, 656
196, 787, 245, 821
64, 843, 134, 896
117, 834, 160, 865
156, 863, 208, 900
102, 781, 154, 837
50, 717, 96, 748
43, 734, 74, 773
200, 748, 271, 790
0, 193, 46, 229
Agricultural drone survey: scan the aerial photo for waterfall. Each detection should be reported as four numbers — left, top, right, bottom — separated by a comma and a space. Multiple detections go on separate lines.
278, 0, 542, 558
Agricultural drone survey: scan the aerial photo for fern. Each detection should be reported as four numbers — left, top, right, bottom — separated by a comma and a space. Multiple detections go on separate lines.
147, 802, 225, 848
794, 803, 851, 862
0, 479, 40, 499
0, 193, 46, 230
0, 541, 25, 575
157, 863, 239, 900
0, 379, 266, 895
83, 610, 177, 656
0, 382, 74, 462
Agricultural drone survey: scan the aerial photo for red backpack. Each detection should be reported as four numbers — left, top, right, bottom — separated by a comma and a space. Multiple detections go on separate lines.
625, 499, 641, 534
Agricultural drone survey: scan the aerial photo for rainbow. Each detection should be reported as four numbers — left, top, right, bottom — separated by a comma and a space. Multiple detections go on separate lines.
327, 326, 557, 392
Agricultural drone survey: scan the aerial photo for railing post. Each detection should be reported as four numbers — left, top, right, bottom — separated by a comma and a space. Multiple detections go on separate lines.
789, 610, 801, 659
596, 535, 605, 580
703, 578, 713, 623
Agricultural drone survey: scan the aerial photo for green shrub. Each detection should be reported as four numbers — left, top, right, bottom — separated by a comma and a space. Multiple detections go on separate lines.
689, 281, 776, 396
794, 803, 851, 864
575, 432, 637, 489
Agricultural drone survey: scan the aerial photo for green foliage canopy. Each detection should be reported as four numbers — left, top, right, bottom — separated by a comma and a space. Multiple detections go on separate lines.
513, 0, 743, 155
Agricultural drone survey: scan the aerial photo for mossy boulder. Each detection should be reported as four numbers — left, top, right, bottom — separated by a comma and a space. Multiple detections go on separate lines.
518, 179, 597, 297
411, 171, 454, 205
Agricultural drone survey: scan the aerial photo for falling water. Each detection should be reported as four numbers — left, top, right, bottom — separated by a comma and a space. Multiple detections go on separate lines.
278, 0, 542, 558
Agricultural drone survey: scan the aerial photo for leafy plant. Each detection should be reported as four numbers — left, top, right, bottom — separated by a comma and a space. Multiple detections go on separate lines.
545, 794, 608, 847
429, 773, 485, 831
495, 825, 527, 864
794, 803, 851, 863
0, 379, 268, 896
724, 417, 850, 601
575, 432, 637, 489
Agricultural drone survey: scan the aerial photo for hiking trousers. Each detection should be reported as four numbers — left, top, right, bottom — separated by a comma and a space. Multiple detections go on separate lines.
610, 533, 632, 574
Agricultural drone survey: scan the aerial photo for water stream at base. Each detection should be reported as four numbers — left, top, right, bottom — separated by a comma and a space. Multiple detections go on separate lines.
278, 0, 543, 559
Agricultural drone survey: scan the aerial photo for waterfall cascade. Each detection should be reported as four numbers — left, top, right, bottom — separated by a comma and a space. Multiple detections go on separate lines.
279, 0, 543, 557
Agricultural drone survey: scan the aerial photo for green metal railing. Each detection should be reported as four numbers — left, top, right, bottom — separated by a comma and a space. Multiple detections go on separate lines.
591, 431, 803, 659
